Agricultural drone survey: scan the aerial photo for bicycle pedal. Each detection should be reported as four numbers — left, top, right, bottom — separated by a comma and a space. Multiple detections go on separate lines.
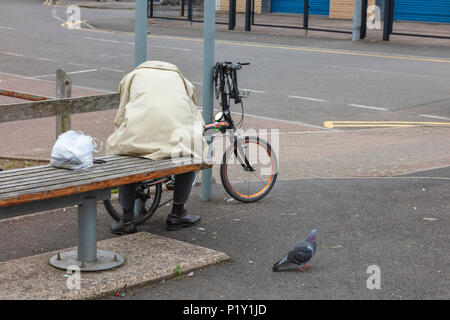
165, 180, 175, 190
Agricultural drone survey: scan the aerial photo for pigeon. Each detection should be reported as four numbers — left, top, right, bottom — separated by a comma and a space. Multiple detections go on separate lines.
272, 229, 317, 272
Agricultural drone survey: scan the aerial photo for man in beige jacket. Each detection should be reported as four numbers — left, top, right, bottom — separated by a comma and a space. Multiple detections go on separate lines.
105, 61, 209, 234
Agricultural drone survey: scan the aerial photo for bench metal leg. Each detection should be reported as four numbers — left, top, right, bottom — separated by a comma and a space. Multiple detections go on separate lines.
77, 196, 97, 263
49, 192, 125, 272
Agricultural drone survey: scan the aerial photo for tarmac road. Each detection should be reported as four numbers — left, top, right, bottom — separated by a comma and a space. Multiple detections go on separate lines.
1, 0, 450, 129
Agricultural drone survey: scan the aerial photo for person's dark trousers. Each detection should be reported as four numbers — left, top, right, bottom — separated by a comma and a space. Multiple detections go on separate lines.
173, 171, 195, 206
112, 172, 200, 233
118, 183, 137, 218
109, 182, 138, 235
118, 171, 196, 212
166, 171, 201, 230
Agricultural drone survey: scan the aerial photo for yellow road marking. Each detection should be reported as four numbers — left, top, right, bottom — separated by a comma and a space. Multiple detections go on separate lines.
324, 121, 450, 128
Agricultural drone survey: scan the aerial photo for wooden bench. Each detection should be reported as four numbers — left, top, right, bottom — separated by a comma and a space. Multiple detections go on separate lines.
0, 155, 210, 271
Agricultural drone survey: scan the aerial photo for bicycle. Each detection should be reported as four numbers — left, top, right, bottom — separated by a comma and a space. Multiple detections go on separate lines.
103, 61, 278, 225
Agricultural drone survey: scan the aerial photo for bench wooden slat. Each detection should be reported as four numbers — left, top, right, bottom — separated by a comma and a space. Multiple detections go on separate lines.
0, 156, 162, 187
0, 157, 196, 193
0, 161, 209, 207
0, 155, 131, 179
0, 156, 211, 206
0, 162, 161, 190
0, 163, 194, 199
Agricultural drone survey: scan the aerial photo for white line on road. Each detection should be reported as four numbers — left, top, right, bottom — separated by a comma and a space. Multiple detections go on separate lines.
0, 70, 115, 93
1, 52, 24, 57
246, 89, 265, 94
100, 67, 126, 73
67, 69, 98, 75
419, 114, 450, 120
0, 26, 16, 31
242, 112, 336, 131
288, 95, 326, 102
35, 57, 57, 62
31, 69, 99, 78
73, 36, 190, 52
192, 81, 264, 94
151, 45, 191, 52
81, 36, 133, 45
68, 62, 89, 67
347, 104, 388, 111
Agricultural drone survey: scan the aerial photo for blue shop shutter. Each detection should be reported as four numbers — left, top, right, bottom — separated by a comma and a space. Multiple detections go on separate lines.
394, 0, 450, 23
271, 0, 330, 16
309, 0, 330, 16
271, 0, 304, 14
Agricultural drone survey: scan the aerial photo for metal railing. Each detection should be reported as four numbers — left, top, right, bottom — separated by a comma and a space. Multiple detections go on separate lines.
147, 0, 229, 25
384, 0, 450, 40
250, 0, 354, 36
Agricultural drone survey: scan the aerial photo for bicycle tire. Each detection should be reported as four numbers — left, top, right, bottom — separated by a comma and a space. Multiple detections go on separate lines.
220, 136, 278, 203
103, 182, 163, 225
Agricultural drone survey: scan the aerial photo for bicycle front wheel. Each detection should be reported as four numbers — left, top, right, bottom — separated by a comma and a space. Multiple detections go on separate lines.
220, 136, 278, 202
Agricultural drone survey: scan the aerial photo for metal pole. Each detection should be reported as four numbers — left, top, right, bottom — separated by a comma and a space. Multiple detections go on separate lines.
360, 0, 368, 39
352, 0, 362, 41
229, 0, 236, 30
251, 0, 255, 25
188, 0, 192, 21
201, 0, 216, 201
383, 0, 392, 41
245, 0, 251, 31
135, 0, 148, 67
389, 0, 394, 34
181, 0, 185, 17
303, 0, 309, 31
148, 0, 153, 18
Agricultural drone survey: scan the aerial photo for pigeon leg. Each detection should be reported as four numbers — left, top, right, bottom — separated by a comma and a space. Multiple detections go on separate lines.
305, 264, 311, 268
296, 267, 306, 272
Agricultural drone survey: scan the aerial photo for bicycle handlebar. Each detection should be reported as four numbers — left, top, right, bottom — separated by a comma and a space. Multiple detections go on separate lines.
215, 61, 250, 71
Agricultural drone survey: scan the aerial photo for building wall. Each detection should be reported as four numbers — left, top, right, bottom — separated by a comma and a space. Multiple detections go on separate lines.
330, 0, 376, 19
220, 0, 264, 14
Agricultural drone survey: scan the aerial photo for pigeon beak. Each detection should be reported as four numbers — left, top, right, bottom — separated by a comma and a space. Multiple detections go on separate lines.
308, 229, 317, 242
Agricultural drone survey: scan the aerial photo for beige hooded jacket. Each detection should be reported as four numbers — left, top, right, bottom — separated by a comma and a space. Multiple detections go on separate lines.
105, 61, 208, 162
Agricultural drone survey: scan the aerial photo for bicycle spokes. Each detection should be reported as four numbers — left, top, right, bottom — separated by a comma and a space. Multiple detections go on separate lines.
221, 137, 277, 201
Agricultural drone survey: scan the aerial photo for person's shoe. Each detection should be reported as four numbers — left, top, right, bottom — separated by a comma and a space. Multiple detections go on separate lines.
166, 209, 201, 231
110, 220, 137, 235
110, 208, 137, 235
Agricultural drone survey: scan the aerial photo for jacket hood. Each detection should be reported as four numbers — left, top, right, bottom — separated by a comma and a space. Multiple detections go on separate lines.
135, 60, 181, 73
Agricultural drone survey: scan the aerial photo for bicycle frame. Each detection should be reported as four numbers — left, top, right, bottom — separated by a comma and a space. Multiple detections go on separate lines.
205, 62, 255, 171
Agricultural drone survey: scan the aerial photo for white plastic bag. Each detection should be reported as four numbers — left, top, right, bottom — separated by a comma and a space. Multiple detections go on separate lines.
50, 130, 102, 170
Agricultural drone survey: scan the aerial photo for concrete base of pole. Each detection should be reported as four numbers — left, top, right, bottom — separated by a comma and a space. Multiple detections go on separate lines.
49, 250, 125, 272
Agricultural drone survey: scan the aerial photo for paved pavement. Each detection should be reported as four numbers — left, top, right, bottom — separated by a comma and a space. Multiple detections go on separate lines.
1, 175, 448, 299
